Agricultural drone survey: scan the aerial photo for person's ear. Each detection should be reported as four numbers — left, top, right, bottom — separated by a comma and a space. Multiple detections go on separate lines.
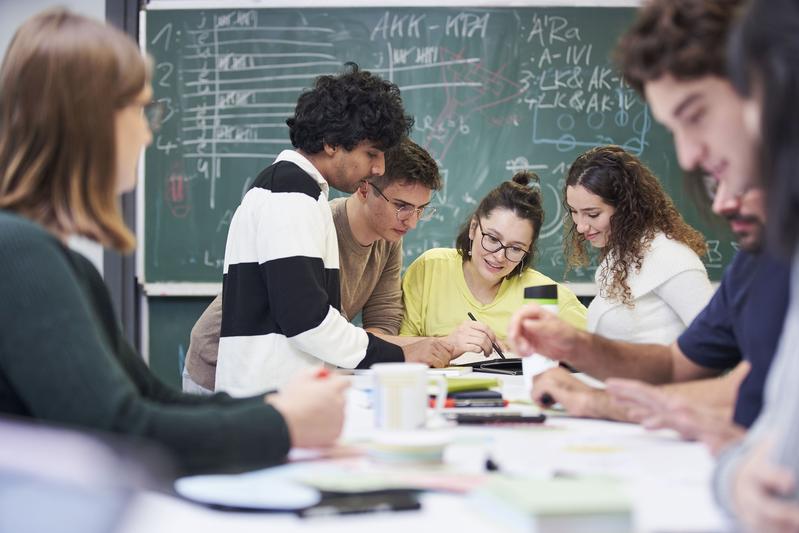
356, 180, 370, 200
323, 143, 337, 156
468, 218, 477, 240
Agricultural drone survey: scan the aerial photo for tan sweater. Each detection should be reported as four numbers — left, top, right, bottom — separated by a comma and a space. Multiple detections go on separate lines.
185, 197, 403, 390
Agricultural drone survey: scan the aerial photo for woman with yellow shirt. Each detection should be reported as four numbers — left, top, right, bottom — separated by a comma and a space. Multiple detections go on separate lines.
400, 171, 586, 356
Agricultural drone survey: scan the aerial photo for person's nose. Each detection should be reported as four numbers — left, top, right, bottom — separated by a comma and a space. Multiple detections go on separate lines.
404, 213, 420, 230
371, 153, 385, 176
711, 179, 740, 217
575, 216, 589, 234
675, 131, 704, 173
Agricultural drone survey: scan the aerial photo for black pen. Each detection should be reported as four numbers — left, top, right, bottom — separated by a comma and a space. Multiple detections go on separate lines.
467, 311, 506, 359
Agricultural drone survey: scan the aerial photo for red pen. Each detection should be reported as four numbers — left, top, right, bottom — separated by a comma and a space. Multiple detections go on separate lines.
430, 398, 508, 408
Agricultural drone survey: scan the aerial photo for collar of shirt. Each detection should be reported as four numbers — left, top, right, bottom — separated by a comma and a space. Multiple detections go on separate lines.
274, 149, 329, 198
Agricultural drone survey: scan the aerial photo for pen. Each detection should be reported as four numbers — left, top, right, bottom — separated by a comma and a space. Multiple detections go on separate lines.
431, 398, 508, 408
467, 312, 506, 359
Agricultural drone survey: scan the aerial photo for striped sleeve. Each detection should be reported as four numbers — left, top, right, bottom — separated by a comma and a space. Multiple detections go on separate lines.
221, 162, 402, 373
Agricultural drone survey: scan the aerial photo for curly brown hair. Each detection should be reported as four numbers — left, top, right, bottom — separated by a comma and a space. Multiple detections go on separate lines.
563, 146, 708, 306
614, 0, 744, 96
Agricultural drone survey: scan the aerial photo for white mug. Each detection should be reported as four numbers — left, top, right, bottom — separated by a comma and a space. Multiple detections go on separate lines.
372, 363, 448, 430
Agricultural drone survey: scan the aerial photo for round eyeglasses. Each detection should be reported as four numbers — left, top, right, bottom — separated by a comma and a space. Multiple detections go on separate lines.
369, 182, 436, 222
476, 219, 529, 262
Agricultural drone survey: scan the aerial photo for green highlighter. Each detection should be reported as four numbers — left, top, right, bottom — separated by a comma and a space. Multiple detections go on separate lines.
523, 285, 558, 310
521, 285, 559, 392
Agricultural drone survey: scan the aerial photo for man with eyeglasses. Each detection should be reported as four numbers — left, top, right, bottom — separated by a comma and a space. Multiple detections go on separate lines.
508, 0, 790, 453
184, 136, 452, 394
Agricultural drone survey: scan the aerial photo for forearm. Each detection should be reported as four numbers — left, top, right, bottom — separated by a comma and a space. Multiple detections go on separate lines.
568, 332, 676, 383
658, 365, 745, 412
369, 331, 421, 347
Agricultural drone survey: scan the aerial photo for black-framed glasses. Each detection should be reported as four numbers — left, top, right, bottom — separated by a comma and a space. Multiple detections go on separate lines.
143, 100, 166, 132
476, 219, 529, 263
369, 182, 436, 222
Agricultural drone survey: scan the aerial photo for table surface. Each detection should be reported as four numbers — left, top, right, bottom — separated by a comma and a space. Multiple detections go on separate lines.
118, 374, 730, 533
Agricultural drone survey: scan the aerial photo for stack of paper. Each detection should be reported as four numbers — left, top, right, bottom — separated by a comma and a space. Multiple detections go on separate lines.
470, 476, 631, 532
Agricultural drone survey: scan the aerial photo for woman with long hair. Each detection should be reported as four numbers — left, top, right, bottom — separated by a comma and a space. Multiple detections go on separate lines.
0, 8, 348, 475
400, 171, 586, 357
564, 145, 713, 343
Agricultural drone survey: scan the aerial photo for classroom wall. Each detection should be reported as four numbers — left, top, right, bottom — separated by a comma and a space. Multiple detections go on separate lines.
0, 0, 106, 274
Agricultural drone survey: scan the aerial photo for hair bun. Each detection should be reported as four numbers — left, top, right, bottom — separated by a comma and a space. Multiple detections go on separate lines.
511, 170, 540, 187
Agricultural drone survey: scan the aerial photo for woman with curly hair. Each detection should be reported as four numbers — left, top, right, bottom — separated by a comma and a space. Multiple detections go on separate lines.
564, 145, 713, 344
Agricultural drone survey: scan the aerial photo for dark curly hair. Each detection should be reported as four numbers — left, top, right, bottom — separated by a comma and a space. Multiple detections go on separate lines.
371, 137, 442, 191
287, 63, 413, 154
615, 0, 744, 96
563, 146, 708, 306
454, 171, 544, 279
728, 0, 799, 258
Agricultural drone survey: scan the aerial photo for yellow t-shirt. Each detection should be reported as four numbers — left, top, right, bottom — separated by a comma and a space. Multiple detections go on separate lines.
400, 248, 586, 339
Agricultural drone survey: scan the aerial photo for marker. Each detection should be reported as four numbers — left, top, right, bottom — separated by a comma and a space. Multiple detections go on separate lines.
315, 367, 330, 379
431, 398, 508, 408
467, 312, 506, 359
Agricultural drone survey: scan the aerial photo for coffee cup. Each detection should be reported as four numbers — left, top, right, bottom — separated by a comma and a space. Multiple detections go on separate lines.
372, 363, 447, 431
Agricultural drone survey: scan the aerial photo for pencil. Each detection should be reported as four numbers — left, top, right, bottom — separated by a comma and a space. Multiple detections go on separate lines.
466, 311, 506, 359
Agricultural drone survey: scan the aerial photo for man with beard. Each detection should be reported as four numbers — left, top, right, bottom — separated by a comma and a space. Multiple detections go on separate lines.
507, 0, 790, 452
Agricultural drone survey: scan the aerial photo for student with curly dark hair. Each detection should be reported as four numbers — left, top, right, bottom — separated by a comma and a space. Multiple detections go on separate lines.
564, 145, 712, 344
400, 171, 586, 357
216, 65, 452, 396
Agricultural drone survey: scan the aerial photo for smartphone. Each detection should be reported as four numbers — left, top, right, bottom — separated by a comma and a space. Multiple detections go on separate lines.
297, 490, 421, 518
450, 412, 546, 425
449, 390, 503, 400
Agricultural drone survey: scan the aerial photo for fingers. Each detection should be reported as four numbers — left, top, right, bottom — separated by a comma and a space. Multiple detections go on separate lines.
756, 463, 797, 497
508, 304, 544, 355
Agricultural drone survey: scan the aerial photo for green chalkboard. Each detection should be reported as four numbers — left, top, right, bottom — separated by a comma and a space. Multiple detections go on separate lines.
147, 296, 213, 387
142, 6, 734, 285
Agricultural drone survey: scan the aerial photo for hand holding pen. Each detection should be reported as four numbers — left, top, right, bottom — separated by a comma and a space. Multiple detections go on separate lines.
452, 312, 505, 359
443, 314, 499, 357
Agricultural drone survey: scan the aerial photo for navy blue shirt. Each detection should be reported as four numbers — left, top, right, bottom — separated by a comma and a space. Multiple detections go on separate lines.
678, 250, 790, 427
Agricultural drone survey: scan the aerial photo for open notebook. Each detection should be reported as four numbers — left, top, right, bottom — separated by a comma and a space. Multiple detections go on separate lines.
450, 352, 524, 375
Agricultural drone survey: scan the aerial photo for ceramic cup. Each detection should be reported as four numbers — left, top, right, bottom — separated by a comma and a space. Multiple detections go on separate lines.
372, 363, 447, 430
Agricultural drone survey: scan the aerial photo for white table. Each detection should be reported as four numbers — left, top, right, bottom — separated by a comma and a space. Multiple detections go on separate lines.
118, 375, 730, 533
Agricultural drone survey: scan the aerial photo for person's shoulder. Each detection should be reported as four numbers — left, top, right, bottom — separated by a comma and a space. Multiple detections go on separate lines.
412, 247, 461, 266
647, 232, 706, 268
516, 267, 561, 287
0, 211, 61, 254
251, 160, 322, 200
329, 196, 347, 215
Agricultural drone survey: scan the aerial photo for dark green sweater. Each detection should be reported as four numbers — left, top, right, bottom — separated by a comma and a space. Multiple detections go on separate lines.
0, 211, 290, 475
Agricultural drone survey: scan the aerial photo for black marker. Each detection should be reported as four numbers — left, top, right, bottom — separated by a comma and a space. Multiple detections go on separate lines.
467, 311, 506, 359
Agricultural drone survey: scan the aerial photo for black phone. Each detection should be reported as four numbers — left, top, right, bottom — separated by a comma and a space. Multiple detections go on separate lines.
449, 412, 546, 425
297, 490, 421, 518
449, 390, 503, 400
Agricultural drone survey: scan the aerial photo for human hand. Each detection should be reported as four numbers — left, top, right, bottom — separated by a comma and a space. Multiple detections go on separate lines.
267, 368, 350, 448
532, 367, 602, 417
507, 303, 580, 360
606, 378, 744, 454
445, 319, 497, 357
733, 439, 799, 533
403, 337, 455, 368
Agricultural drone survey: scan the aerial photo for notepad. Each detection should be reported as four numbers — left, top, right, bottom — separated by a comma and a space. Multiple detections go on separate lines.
470, 476, 631, 533
443, 376, 500, 393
